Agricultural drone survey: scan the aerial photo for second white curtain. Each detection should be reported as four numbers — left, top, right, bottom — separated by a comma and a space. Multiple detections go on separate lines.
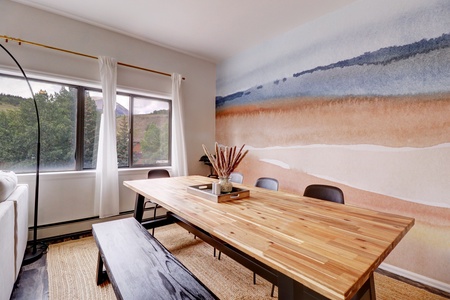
171, 73, 188, 176
95, 56, 120, 218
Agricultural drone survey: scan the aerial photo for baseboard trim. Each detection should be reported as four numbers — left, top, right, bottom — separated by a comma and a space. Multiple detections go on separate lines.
379, 263, 450, 294
29, 208, 166, 240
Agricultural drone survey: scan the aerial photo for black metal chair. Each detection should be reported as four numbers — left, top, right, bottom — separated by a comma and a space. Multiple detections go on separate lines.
303, 184, 344, 204
252, 177, 279, 294
229, 171, 244, 184
268, 184, 344, 298
218, 175, 279, 270
213, 171, 242, 255
213, 171, 245, 259
146, 169, 170, 235
255, 177, 279, 191
147, 169, 170, 179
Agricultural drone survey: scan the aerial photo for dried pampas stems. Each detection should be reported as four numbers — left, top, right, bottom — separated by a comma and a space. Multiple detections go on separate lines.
202, 143, 248, 178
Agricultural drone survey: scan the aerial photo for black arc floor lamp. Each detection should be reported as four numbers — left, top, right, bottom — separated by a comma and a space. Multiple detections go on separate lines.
1, 44, 47, 264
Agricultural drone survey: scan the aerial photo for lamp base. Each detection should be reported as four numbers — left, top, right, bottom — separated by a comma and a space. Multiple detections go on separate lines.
22, 242, 47, 265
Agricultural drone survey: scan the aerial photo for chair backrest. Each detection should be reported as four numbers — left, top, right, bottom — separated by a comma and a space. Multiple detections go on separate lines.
229, 172, 244, 184
255, 177, 279, 191
303, 184, 344, 204
147, 169, 170, 179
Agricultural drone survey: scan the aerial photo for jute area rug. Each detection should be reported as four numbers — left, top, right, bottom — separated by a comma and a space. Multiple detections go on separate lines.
48, 224, 446, 300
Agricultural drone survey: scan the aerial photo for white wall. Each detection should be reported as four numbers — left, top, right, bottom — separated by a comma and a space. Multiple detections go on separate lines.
17, 169, 151, 238
0, 0, 215, 235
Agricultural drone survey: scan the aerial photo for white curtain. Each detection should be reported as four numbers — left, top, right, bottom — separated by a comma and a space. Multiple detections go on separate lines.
95, 56, 120, 218
171, 73, 188, 176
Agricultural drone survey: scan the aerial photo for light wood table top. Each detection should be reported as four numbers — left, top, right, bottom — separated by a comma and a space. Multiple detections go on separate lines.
124, 175, 414, 300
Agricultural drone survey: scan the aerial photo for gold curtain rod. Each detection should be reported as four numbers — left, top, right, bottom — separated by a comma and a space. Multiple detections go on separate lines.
1, 35, 185, 80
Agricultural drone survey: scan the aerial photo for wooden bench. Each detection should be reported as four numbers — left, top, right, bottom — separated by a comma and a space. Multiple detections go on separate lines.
92, 217, 218, 300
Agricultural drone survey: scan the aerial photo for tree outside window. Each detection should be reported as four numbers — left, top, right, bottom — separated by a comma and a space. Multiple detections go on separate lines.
0, 74, 171, 172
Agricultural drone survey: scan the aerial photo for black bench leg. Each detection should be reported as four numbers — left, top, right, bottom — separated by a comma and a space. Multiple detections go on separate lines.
96, 251, 107, 285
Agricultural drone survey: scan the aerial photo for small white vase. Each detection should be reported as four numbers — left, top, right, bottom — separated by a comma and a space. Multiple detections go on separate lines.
218, 177, 233, 193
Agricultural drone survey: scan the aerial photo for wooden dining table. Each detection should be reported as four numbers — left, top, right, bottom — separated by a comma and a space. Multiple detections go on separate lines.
124, 175, 414, 300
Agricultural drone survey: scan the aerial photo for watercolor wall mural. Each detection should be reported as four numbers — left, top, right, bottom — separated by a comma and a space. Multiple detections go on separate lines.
216, 0, 450, 290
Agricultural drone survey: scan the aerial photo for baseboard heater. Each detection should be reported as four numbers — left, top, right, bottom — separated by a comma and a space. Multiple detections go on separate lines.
27, 207, 166, 243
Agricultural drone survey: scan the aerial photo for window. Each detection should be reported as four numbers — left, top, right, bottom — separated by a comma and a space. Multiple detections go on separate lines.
132, 97, 170, 166
0, 73, 171, 173
0, 75, 77, 172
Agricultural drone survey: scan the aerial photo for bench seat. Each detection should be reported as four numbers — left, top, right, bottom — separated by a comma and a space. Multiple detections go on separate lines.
92, 217, 218, 300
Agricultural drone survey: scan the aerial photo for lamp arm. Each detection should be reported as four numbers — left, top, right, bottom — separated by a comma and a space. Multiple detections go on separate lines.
1, 44, 44, 259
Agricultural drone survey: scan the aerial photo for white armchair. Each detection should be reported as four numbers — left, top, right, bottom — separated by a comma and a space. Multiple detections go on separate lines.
0, 200, 15, 300
0, 171, 29, 300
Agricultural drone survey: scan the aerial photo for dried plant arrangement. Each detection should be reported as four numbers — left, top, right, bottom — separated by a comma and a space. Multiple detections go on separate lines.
202, 142, 249, 178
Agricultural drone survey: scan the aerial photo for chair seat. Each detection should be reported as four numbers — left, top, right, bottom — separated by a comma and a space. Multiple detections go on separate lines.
255, 177, 279, 191
303, 184, 344, 204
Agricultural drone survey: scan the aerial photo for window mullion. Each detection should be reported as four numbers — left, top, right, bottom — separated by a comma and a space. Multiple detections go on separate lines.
75, 86, 85, 171
129, 96, 134, 167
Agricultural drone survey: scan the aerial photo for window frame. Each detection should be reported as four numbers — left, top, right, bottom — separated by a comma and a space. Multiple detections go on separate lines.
120, 91, 172, 169
0, 72, 172, 173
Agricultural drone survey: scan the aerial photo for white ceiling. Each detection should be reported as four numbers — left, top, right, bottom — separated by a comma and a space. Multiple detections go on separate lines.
13, 0, 358, 63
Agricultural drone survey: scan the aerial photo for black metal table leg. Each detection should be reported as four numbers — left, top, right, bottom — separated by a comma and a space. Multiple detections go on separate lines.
277, 272, 376, 300
133, 193, 145, 223
96, 251, 107, 285
277, 273, 328, 300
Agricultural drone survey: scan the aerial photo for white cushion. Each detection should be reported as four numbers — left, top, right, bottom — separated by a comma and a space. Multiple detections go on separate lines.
0, 171, 18, 202
6, 185, 29, 278
0, 201, 15, 300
